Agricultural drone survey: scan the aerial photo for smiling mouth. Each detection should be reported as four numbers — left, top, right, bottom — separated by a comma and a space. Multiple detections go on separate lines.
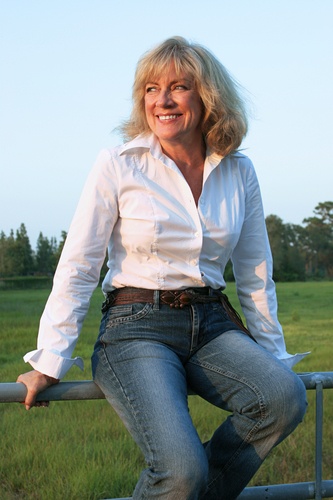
157, 114, 181, 121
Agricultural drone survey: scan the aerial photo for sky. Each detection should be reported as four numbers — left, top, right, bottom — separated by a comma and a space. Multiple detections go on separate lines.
1, 0, 333, 250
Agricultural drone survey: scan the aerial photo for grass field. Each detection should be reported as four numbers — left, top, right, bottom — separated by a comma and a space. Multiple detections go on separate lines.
0, 282, 332, 499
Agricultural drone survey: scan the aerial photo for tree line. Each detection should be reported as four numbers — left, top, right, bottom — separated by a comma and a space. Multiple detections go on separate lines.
1, 201, 332, 281
0, 226, 67, 277
265, 201, 333, 281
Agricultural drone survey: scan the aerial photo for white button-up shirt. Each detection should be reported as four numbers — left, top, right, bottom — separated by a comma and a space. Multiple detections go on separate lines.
24, 133, 307, 378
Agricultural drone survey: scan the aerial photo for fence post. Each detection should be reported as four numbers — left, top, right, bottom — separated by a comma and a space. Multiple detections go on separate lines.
315, 380, 323, 500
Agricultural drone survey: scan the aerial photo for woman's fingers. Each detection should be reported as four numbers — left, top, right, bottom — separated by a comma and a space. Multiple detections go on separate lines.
16, 370, 59, 410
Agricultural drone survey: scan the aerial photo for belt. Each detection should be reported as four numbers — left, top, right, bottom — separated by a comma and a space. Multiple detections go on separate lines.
101, 286, 254, 340
101, 286, 220, 312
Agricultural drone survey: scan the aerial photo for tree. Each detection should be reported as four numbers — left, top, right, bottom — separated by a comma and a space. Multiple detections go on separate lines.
265, 215, 305, 281
35, 233, 57, 274
0, 228, 32, 277
303, 202, 333, 278
15, 223, 34, 275
313, 201, 333, 224
0, 231, 10, 276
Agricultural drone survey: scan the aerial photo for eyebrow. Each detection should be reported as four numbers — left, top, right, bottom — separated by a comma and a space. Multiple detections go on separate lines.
145, 78, 192, 86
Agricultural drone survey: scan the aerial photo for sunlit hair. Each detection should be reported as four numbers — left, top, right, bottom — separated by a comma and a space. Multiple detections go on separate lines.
120, 36, 249, 156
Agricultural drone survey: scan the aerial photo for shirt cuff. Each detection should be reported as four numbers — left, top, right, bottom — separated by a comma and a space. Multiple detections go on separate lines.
23, 349, 84, 380
278, 352, 310, 369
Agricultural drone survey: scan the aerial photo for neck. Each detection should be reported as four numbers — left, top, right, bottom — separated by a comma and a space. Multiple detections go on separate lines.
160, 137, 206, 171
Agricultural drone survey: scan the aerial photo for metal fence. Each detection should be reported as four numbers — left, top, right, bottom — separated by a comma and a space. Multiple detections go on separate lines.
1, 372, 333, 500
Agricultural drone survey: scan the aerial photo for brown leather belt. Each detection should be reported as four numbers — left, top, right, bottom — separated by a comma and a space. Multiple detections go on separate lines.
101, 286, 254, 340
102, 286, 220, 312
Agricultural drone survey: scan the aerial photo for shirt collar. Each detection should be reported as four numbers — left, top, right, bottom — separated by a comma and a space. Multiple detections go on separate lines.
118, 132, 224, 171
118, 133, 157, 156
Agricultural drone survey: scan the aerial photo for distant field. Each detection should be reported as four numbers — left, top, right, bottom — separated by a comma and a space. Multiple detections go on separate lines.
0, 282, 332, 499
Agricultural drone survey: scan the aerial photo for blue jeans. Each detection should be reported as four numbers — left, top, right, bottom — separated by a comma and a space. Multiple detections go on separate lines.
91, 294, 307, 500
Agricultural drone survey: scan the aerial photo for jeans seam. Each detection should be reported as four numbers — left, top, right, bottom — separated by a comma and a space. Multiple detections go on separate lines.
188, 359, 267, 487
100, 347, 156, 477
189, 359, 267, 421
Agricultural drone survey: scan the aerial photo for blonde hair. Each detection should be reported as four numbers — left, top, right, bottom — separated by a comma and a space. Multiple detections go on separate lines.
120, 36, 249, 156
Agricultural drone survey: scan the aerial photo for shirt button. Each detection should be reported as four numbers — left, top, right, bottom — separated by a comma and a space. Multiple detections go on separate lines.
190, 259, 198, 266
194, 232, 199, 238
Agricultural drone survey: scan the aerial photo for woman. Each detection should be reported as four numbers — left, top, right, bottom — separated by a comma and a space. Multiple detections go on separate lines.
18, 37, 307, 499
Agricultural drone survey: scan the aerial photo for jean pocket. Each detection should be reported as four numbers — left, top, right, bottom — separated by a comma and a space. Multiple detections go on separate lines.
100, 302, 152, 344
105, 302, 152, 327
106, 304, 132, 321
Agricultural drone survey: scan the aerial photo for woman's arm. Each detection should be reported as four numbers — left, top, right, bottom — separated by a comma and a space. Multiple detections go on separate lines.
23, 149, 119, 379
231, 159, 308, 366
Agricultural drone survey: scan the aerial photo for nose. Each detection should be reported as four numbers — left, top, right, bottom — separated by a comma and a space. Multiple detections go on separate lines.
155, 89, 174, 108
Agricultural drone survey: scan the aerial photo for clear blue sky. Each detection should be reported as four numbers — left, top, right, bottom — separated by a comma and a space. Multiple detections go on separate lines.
1, 0, 332, 249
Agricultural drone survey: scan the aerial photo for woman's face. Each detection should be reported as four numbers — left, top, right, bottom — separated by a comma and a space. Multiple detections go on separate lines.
144, 63, 203, 150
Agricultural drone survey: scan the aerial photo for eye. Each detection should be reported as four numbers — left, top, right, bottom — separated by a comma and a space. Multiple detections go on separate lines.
146, 86, 158, 93
173, 84, 187, 91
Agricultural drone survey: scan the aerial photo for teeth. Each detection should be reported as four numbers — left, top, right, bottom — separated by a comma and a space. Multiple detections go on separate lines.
159, 115, 178, 120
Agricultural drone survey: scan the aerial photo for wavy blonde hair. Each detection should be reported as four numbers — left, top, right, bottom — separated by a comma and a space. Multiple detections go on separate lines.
120, 36, 249, 156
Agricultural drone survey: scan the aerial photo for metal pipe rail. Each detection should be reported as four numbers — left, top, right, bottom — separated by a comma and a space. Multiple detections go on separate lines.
1, 372, 333, 500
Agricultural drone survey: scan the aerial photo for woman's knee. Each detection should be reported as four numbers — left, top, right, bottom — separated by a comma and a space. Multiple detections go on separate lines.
266, 368, 307, 436
141, 445, 208, 498
237, 368, 307, 459
170, 460, 208, 497
167, 442, 208, 489
283, 371, 307, 428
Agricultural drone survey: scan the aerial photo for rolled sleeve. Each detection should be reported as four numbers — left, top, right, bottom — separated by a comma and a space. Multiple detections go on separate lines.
23, 349, 84, 379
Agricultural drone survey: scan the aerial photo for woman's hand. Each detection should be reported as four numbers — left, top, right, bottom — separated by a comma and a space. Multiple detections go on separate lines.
16, 370, 60, 410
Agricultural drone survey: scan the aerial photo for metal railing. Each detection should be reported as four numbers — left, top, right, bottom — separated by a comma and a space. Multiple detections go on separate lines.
1, 372, 333, 500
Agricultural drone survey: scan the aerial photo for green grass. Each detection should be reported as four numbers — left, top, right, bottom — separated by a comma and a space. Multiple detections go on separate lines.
0, 283, 332, 499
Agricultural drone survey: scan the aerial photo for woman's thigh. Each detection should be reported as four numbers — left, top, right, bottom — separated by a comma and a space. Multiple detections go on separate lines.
91, 303, 206, 469
186, 330, 307, 444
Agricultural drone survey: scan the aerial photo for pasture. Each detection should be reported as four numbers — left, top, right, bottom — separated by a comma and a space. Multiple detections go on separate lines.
0, 282, 332, 499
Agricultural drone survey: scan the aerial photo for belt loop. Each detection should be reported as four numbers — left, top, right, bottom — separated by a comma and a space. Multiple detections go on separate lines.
153, 290, 160, 310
